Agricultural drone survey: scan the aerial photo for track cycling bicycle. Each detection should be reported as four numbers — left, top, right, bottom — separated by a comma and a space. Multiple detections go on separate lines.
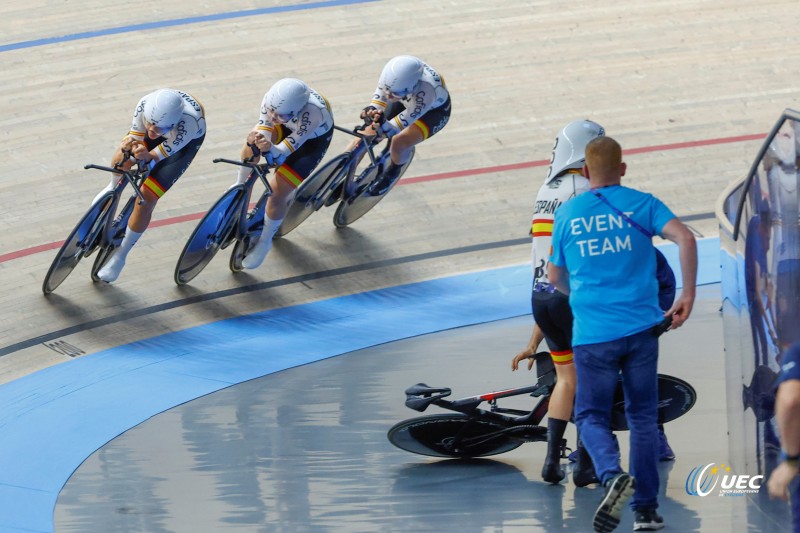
276, 121, 414, 237
387, 350, 697, 459
42, 153, 148, 295
173, 157, 273, 285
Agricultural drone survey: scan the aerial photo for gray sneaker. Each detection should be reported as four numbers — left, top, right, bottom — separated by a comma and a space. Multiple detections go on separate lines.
593, 472, 635, 533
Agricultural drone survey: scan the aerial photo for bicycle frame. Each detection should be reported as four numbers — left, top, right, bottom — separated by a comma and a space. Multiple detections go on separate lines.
404, 351, 556, 426
212, 158, 273, 238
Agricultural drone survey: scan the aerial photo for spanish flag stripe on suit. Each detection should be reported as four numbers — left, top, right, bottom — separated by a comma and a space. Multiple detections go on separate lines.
550, 349, 574, 365
531, 218, 553, 237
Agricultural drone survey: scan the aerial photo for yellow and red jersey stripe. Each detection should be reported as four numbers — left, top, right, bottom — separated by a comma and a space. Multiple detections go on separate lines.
415, 120, 431, 140
550, 349, 574, 366
531, 218, 553, 237
276, 165, 303, 188
143, 177, 166, 198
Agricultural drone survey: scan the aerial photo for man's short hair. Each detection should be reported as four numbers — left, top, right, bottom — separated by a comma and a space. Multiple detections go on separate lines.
585, 136, 622, 177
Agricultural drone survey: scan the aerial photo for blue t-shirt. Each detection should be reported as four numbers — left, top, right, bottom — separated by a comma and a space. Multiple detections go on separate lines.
550, 185, 676, 345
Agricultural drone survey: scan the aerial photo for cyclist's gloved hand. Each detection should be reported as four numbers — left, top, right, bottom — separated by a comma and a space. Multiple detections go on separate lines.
360, 105, 378, 121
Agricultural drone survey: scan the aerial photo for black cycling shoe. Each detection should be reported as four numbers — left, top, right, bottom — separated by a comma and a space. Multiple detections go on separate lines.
573, 443, 600, 487
633, 508, 664, 531
541, 456, 566, 484
368, 162, 402, 196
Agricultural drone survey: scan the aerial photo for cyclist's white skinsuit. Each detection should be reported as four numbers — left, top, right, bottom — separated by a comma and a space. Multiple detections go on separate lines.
252, 88, 334, 166
531, 170, 590, 290
369, 63, 449, 137
129, 90, 206, 162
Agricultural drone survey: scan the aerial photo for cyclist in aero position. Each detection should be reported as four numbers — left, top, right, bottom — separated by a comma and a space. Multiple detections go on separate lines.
349, 55, 451, 188
234, 78, 334, 269
94, 88, 206, 282
511, 120, 677, 486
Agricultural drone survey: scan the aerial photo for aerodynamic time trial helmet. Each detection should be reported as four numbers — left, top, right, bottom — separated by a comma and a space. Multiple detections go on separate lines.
264, 78, 310, 124
545, 119, 606, 183
143, 89, 184, 134
379, 55, 424, 99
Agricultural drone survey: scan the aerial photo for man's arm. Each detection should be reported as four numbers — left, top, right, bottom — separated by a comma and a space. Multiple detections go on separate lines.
659, 218, 697, 329
547, 262, 570, 295
768, 379, 800, 501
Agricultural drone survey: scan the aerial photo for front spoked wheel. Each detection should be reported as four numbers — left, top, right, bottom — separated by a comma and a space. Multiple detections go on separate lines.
333, 151, 413, 227
42, 194, 115, 295
174, 188, 245, 285
387, 414, 524, 458
276, 154, 352, 237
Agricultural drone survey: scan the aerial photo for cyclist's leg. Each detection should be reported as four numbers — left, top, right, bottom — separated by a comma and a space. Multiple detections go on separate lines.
98, 136, 203, 282
533, 290, 576, 483
384, 96, 452, 179
243, 129, 333, 269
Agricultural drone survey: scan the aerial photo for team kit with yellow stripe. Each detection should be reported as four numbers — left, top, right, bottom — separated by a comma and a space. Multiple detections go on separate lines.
128, 90, 207, 198
530, 169, 590, 362
369, 61, 451, 142
97, 57, 450, 283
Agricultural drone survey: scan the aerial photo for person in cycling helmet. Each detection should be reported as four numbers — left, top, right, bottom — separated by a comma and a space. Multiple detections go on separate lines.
94, 88, 206, 283
230, 78, 334, 269
512, 119, 606, 486
351, 55, 451, 187
511, 120, 678, 488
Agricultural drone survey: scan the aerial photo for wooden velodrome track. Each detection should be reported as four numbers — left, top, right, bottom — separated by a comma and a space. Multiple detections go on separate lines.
1, 0, 799, 385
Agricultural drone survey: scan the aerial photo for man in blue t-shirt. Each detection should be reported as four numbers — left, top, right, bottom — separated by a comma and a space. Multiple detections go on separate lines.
548, 136, 697, 533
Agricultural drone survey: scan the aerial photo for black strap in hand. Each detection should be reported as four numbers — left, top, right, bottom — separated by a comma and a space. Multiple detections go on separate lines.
591, 189, 654, 239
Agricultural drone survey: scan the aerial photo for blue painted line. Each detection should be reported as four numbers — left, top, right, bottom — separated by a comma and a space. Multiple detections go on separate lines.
0, 0, 379, 53
0, 238, 720, 532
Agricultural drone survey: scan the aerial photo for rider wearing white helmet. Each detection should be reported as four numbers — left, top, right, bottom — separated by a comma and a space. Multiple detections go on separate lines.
513, 119, 605, 485
354, 55, 451, 186
95, 88, 206, 283
513, 119, 677, 488
232, 78, 334, 270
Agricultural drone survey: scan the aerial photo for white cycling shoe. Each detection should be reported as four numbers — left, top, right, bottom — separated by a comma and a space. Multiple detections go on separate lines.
97, 253, 126, 283
241, 235, 273, 270
91, 183, 115, 206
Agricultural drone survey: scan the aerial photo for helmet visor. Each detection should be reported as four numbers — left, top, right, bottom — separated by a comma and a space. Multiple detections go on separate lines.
144, 120, 172, 136
387, 88, 411, 99
267, 109, 293, 124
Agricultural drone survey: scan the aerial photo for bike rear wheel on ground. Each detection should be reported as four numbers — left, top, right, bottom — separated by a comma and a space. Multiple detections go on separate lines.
610, 374, 697, 431
333, 151, 413, 228
276, 154, 352, 237
42, 193, 114, 295
174, 188, 244, 285
387, 414, 524, 458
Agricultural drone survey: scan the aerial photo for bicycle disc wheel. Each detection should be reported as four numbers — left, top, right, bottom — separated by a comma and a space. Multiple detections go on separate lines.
174, 188, 244, 285
609, 374, 698, 431
276, 154, 351, 237
42, 194, 114, 295
333, 152, 413, 228
387, 414, 523, 458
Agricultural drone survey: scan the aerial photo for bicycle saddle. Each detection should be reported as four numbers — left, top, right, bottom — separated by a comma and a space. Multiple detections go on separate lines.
404, 383, 452, 412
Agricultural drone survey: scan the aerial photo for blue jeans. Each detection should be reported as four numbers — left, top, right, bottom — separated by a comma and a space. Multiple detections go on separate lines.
574, 328, 660, 510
